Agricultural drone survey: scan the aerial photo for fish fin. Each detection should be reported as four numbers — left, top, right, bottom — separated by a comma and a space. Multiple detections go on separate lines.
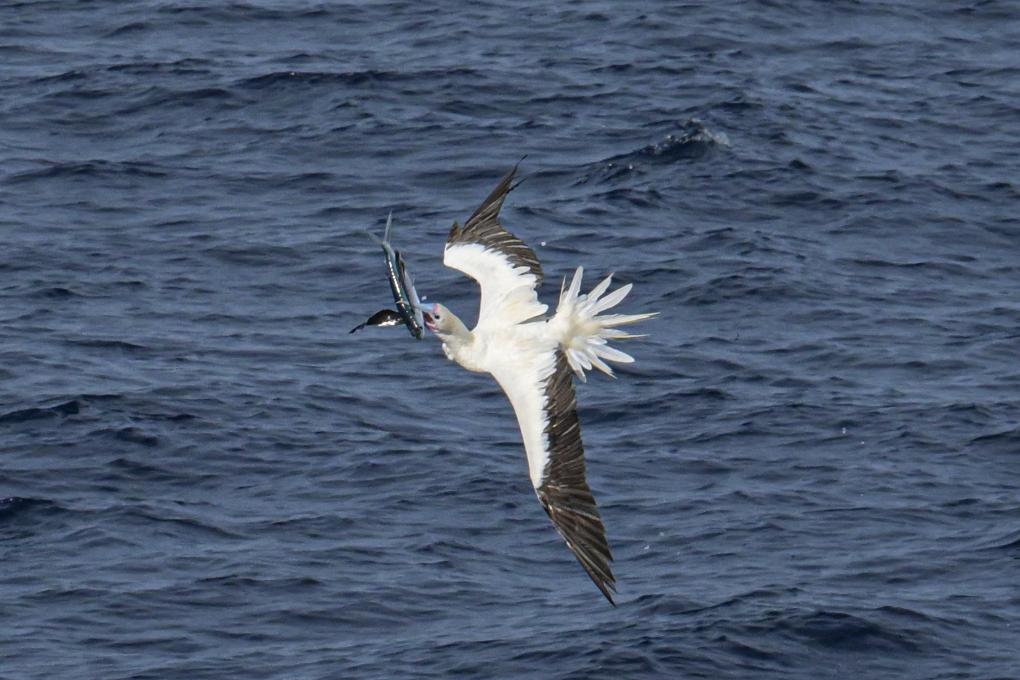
350, 309, 402, 334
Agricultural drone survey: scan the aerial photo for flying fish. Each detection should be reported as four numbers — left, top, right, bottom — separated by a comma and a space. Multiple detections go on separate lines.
350, 213, 426, 339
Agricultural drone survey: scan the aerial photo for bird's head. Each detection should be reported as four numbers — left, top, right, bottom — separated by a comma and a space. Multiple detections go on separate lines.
423, 302, 449, 334
423, 303, 466, 339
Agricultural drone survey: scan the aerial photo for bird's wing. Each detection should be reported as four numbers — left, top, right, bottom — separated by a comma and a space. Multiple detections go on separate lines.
443, 163, 547, 329
489, 346, 616, 604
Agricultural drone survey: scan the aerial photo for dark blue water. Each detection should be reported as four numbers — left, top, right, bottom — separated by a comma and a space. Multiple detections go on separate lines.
2, 2, 1019, 678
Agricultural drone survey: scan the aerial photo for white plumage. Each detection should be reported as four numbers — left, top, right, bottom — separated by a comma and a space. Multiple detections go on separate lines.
424, 164, 656, 604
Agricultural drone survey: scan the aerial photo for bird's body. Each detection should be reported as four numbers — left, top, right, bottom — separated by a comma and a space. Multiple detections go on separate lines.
423, 164, 656, 605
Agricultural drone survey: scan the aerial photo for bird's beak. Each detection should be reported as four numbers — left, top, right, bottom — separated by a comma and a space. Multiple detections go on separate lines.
423, 310, 436, 332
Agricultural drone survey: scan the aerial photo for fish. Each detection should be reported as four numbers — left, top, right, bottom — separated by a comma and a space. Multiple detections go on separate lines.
351, 212, 426, 340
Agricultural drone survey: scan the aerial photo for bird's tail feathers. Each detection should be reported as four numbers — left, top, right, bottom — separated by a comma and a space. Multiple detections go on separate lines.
552, 267, 657, 382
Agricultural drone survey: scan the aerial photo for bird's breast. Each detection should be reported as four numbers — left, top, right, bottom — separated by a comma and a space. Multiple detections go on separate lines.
458, 323, 554, 375
443, 336, 488, 373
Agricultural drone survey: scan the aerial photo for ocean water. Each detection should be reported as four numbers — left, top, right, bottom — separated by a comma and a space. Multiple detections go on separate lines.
2, 1, 1019, 678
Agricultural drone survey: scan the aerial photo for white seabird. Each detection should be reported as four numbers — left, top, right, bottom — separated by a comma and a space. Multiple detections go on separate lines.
423, 164, 656, 605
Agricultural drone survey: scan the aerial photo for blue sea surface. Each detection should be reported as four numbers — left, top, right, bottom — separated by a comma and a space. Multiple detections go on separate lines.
2, 1, 1019, 678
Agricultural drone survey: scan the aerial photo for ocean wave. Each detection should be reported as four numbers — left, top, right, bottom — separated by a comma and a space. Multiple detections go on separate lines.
0, 400, 80, 424
578, 121, 730, 185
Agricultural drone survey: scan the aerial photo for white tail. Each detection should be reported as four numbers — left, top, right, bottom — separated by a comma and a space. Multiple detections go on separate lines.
551, 267, 657, 382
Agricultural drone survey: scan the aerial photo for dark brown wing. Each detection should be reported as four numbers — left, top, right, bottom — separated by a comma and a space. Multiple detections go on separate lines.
446, 162, 544, 286
536, 351, 616, 605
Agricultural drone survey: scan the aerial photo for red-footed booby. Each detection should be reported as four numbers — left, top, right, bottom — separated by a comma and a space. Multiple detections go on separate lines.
423, 164, 656, 605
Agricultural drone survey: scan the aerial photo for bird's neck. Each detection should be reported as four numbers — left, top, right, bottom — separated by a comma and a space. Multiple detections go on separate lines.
440, 313, 483, 371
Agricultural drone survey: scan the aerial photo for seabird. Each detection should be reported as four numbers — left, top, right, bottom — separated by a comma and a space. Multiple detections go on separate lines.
423, 164, 656, 604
